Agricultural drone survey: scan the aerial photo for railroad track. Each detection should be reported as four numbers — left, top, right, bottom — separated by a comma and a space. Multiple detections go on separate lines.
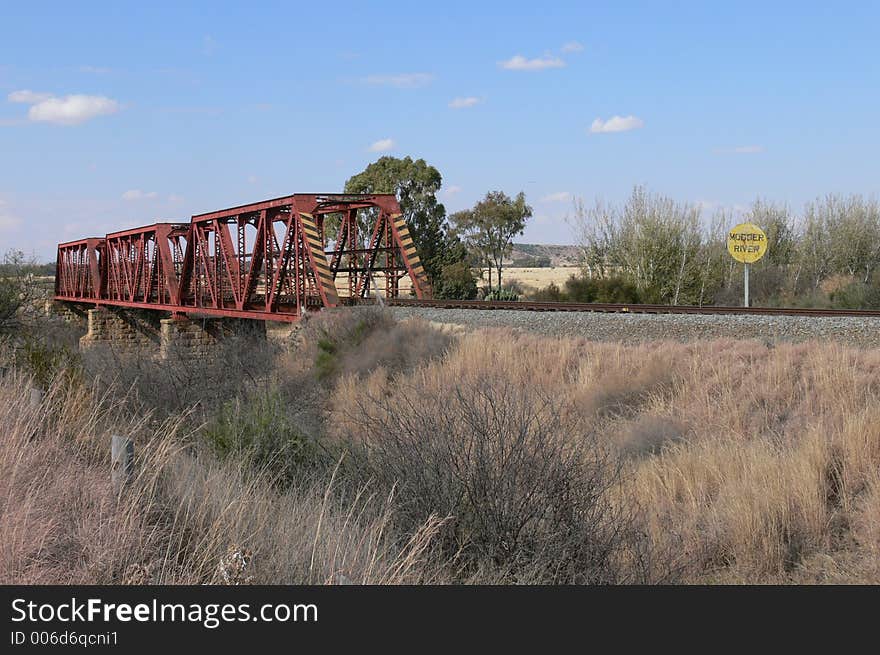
385, 298, 880, 318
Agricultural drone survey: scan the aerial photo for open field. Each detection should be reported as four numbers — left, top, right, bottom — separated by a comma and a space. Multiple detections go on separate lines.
480, 266, 579, 293
2, 308, 879, 584
335, 265, 578, 297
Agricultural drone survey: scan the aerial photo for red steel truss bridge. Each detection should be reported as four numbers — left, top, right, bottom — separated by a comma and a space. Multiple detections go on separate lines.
55, 193, 431, 322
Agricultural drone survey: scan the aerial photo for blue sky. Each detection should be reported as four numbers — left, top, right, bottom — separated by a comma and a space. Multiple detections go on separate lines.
1, 1, 879, 260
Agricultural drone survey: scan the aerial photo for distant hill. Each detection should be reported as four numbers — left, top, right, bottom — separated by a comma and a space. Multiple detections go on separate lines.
509, 243, 580, 267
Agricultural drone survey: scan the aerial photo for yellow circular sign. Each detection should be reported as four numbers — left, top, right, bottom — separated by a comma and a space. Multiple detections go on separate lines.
727, 222, 768, 263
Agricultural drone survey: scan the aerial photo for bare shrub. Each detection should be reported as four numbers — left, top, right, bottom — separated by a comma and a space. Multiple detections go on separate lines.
338, 374, 648, 583
0, 250, 40, 331
23, 313, 86, 350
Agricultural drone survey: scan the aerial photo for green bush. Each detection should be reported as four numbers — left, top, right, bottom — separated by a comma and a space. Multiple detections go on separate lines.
771, 273, 880, 310
433, 261, 478, 300
202, 390, 318, 485
313, 312, 382, 381
511, 256, 551, 268
530, 281, 565, 302
14, 339, 82, 389
484, 288, 520, 301
530, 274, 641, 304
315, 337, 339, 381
829, 280, 880, 309
565, 275, 642, 304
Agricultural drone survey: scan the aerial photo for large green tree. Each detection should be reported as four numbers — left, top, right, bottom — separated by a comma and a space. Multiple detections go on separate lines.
344, 156, 462, 284
452, 191, 532, 293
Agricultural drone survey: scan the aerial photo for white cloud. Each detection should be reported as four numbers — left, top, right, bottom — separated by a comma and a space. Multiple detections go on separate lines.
78, 65, 111, 74
449, 96, 482, 109
361, 73, 434, 88
444, 185, 462, 197
247, 175, 258, 184
542, 191, 571, 203
8, 90, 52, 104
122, 189, 158, 201
30, 95, 119, 125
202, 35, 217, 55
589, 115, 644, 134
500, 55, 565, 71
561, 41, 584, 53
732, 145, 764, 154
168, 194, 185, 204
368, 138, 395, 152
8, 90, 121, 125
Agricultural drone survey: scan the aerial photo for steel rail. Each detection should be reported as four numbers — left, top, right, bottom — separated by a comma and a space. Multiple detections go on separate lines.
384, 298, 880, 318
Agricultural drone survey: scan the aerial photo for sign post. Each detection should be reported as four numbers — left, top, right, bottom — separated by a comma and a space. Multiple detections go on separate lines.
744, 261, 749, 307
727, 222, 767, 307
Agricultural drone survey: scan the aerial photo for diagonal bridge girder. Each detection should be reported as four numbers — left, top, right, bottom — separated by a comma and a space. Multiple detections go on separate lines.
54, 193, 431, 322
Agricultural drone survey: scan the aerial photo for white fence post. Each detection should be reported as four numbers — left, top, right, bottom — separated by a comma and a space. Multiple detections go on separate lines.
111, 435, 134, 493
29, 387, 43, 408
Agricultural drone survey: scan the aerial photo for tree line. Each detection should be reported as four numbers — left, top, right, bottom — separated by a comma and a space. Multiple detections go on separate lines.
344, 158, 880, 308
569, 186, 880, 308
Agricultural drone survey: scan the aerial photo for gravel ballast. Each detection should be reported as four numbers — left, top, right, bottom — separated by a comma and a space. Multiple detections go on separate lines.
385, 306, 880, 347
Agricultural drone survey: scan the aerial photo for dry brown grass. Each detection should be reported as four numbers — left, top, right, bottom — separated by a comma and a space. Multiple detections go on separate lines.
486, 266, 578, 292
329, 329, 880, 583
0, 371, 445, 585
334, 266, 576, 297
5, 312, 880, 584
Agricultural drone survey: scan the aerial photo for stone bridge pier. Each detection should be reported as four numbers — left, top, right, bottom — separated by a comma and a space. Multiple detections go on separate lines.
79, 307, 267, 361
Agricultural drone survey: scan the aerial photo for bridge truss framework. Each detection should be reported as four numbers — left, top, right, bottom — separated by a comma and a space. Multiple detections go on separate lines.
55, 193, 431, 322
